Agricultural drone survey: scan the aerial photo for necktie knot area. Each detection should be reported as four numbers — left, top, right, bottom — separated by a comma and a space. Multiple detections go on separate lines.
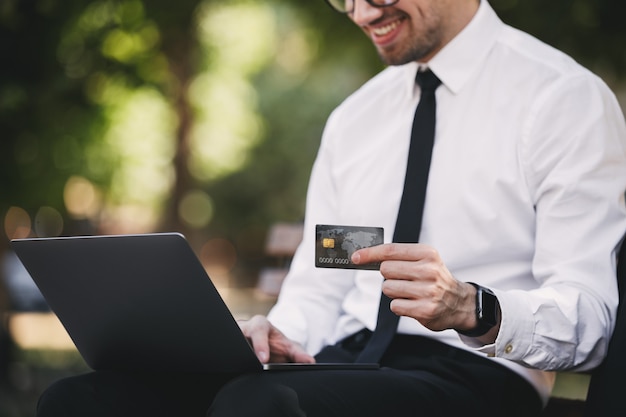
415, 69, 441, 92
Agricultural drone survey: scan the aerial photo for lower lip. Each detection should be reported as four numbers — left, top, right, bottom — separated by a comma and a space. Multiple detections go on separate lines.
370, 19, 404, 47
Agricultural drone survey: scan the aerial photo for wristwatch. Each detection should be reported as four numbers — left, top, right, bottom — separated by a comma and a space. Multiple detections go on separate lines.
457, 282, 499, 337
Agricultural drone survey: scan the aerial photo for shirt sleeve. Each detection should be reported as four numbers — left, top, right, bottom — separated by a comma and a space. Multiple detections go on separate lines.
492, 73, 626, 371
266, 108, 356, 355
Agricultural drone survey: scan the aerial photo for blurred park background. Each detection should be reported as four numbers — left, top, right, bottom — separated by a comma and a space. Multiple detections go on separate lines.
1, 0, 626, 415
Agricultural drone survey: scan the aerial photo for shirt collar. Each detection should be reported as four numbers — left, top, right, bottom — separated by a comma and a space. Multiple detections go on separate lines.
428, 0, 503, 94
400, 0, 503, 96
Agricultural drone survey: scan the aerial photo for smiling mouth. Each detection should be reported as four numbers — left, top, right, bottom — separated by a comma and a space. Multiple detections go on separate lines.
372, 18, 403, 37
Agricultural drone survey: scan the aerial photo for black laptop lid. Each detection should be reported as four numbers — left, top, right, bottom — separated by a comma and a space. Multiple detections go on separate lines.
10, 233, 263, 374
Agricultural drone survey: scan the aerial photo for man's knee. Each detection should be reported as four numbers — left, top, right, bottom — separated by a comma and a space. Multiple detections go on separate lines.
208, 374, 306, 417
37, 375, 98, 417
36, 372, 172, 417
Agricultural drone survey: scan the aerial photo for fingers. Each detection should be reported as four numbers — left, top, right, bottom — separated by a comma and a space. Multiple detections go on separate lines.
352, 243, 438, 265
381, 273, 427, 298
352, 244, 442, 285
288, 344, 316, 364
352, 244, 466, 332
270, 333, 316, 364
239, 315, 316, 364
239, 315, 271, 363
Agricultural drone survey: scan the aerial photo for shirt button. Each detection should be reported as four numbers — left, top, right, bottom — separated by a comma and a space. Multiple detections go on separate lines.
505, 344, 514, 354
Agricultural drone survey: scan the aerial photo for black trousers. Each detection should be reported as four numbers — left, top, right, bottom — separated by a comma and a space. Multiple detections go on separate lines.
37, 332, 543, 417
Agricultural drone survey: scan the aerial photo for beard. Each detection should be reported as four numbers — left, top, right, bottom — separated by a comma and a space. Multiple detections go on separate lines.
377, 40, 438, 66
373, 12, 443, 66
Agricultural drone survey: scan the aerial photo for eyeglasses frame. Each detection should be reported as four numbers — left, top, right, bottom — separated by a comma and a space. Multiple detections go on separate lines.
323, 0, 401, 14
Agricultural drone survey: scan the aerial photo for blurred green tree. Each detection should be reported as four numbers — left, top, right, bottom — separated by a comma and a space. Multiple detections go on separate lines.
0, 0, 204, 238
0, 1, 99, 215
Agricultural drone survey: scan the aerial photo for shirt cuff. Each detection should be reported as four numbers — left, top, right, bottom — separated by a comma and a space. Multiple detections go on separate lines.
491, 289, 536, 361
457, 288, 535, 361
458, 335, 497, 356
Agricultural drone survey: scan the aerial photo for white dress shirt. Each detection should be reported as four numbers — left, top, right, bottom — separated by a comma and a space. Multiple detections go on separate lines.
267, 0, 626, 403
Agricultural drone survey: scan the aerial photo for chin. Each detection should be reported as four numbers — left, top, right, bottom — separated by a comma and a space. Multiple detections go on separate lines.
379, 53, 417, 66
377, 41, 437, 66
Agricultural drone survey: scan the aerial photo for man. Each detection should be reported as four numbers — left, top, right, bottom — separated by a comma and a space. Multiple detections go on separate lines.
38, 0, 626, 416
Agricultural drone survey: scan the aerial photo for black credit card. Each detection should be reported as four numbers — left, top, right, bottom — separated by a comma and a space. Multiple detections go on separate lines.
315, 224, 384, 270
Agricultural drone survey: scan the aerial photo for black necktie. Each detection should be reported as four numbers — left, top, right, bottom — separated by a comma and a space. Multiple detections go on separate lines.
356, 69, 442, 363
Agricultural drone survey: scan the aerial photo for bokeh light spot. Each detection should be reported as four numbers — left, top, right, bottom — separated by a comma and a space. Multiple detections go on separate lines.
178, 190, 214, 229
4, 207, 32, 240
34, 207, 64, 237
64, 176, 102, 219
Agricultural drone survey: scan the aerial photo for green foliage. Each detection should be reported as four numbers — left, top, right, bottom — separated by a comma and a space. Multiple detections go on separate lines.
0, 1, 99, 213
0, 0, 199, 236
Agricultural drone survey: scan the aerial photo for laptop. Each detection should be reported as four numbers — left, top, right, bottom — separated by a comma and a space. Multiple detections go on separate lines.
10, 233, 378, 373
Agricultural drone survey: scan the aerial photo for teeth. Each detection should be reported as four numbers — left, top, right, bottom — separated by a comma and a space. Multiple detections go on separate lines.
373, 20, 400, 36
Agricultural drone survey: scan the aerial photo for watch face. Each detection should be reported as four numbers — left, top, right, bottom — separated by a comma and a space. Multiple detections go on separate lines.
478, 287, 498, 327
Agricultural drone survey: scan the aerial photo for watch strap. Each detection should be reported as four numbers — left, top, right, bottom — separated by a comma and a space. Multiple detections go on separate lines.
457, 282, 498, 337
